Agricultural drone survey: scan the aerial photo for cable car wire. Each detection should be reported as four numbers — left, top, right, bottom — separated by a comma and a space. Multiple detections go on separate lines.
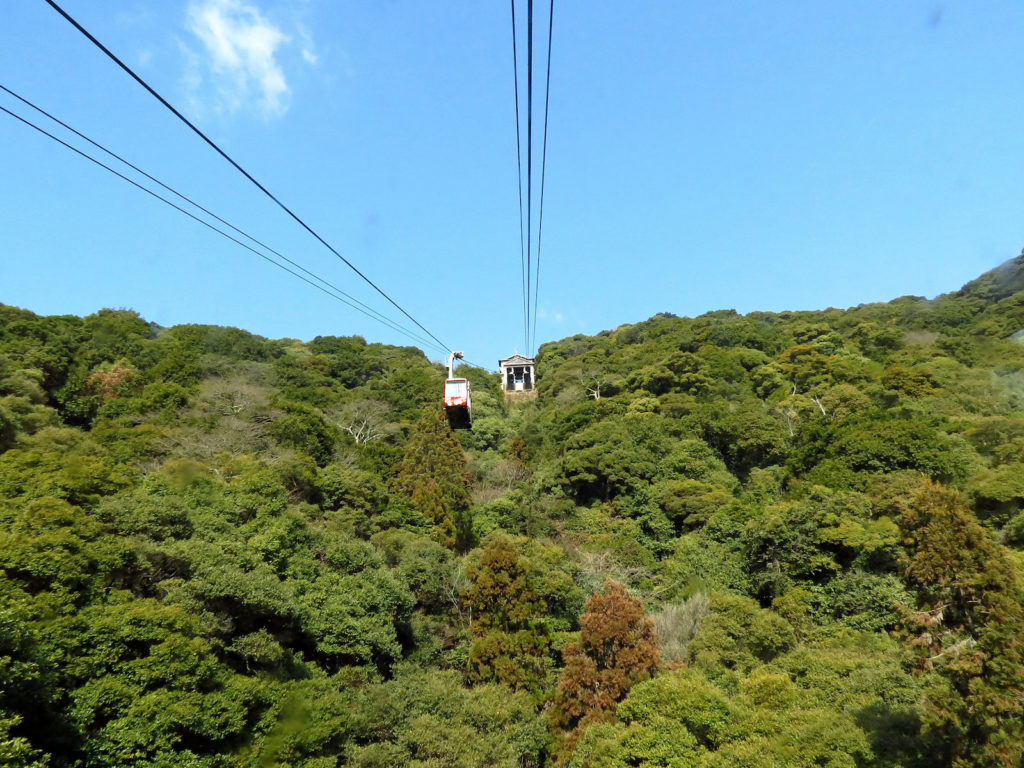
530, 0, 554, 355
0, 102, 450, 356
0, 83, 442, 353
510, 0, 529, 354
0, 102, 448, 355
525, 0, 534, 356
43, 0, 453, 355
511, 0, 553, 357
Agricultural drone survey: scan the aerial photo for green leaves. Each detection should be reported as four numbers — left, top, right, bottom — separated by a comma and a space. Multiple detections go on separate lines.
4, 258, 1024, 767
268, 402, 338, 466
0, 497, 131, 608
0, 715, 48, 768
617, 669, 744, 749
394, 409, 472, 549
0, 429, 134, 507
559, 417, 672, 503
566, 665, 877, 768
689, 594, 795, 673
300, 569, 412, 667
344, 668, 549, 768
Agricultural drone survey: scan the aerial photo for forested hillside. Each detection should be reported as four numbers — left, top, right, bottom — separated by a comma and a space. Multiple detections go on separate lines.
3, 254, 1024, 767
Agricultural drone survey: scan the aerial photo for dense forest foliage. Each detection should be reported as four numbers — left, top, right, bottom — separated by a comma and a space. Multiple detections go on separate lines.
3, 254, 1024, 767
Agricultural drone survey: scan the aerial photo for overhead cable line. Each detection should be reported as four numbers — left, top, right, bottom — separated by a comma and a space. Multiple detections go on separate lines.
531, 0, 554, 355
0, 83, 443, 354
510, 0, 529, 354
44, 0, 453, 355
526, 0, 535, 355
510, 0, 553, 356
0, 101, 450, 356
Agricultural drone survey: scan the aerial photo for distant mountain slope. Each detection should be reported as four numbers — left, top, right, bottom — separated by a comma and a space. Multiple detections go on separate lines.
954, 251, 1024, 303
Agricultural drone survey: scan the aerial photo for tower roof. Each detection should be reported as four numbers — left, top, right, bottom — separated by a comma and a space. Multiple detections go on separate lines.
499, 353, 535, 367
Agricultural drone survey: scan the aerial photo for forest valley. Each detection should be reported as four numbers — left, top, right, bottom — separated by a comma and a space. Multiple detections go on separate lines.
3, 255, 1024, 768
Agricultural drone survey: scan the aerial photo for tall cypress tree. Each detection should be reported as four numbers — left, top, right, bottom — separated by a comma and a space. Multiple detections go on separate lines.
463, 535, 552, 695
891, 478, 1024, 767
394, 408, 472, 549
550, 580, 660, 759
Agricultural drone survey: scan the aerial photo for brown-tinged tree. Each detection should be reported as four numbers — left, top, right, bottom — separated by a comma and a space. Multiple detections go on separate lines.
550, 579, 659, 757
394, 408, 472, 548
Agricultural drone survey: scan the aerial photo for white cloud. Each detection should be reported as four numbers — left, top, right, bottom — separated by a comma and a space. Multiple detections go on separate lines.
298, 24, 319, 66
186, 0, 299, 118
537, 307, 565, 324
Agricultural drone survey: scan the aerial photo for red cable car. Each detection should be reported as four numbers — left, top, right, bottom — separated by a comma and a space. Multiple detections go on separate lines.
444, 351, 472, 430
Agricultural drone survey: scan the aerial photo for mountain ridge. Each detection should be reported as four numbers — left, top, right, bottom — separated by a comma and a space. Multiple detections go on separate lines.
3, 253, 1024, 766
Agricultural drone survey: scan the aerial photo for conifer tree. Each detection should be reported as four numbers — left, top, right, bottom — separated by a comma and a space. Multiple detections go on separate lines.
550, 580, 659, 757
464, 535, 545, 632
394, 407, 472, 548
464, 535, 551, 694
891, 478, 1024, 767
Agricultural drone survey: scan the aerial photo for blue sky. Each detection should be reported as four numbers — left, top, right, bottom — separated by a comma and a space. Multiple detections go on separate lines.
1, 1, 1022, 369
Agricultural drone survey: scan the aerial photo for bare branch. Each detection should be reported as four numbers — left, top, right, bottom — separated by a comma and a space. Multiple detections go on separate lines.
811, 394, 828, 418
331, 399, 394, 445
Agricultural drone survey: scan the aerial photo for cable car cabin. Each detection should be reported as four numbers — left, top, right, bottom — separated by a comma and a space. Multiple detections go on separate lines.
443, 351, 471, 429
444, 377, 472, 429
